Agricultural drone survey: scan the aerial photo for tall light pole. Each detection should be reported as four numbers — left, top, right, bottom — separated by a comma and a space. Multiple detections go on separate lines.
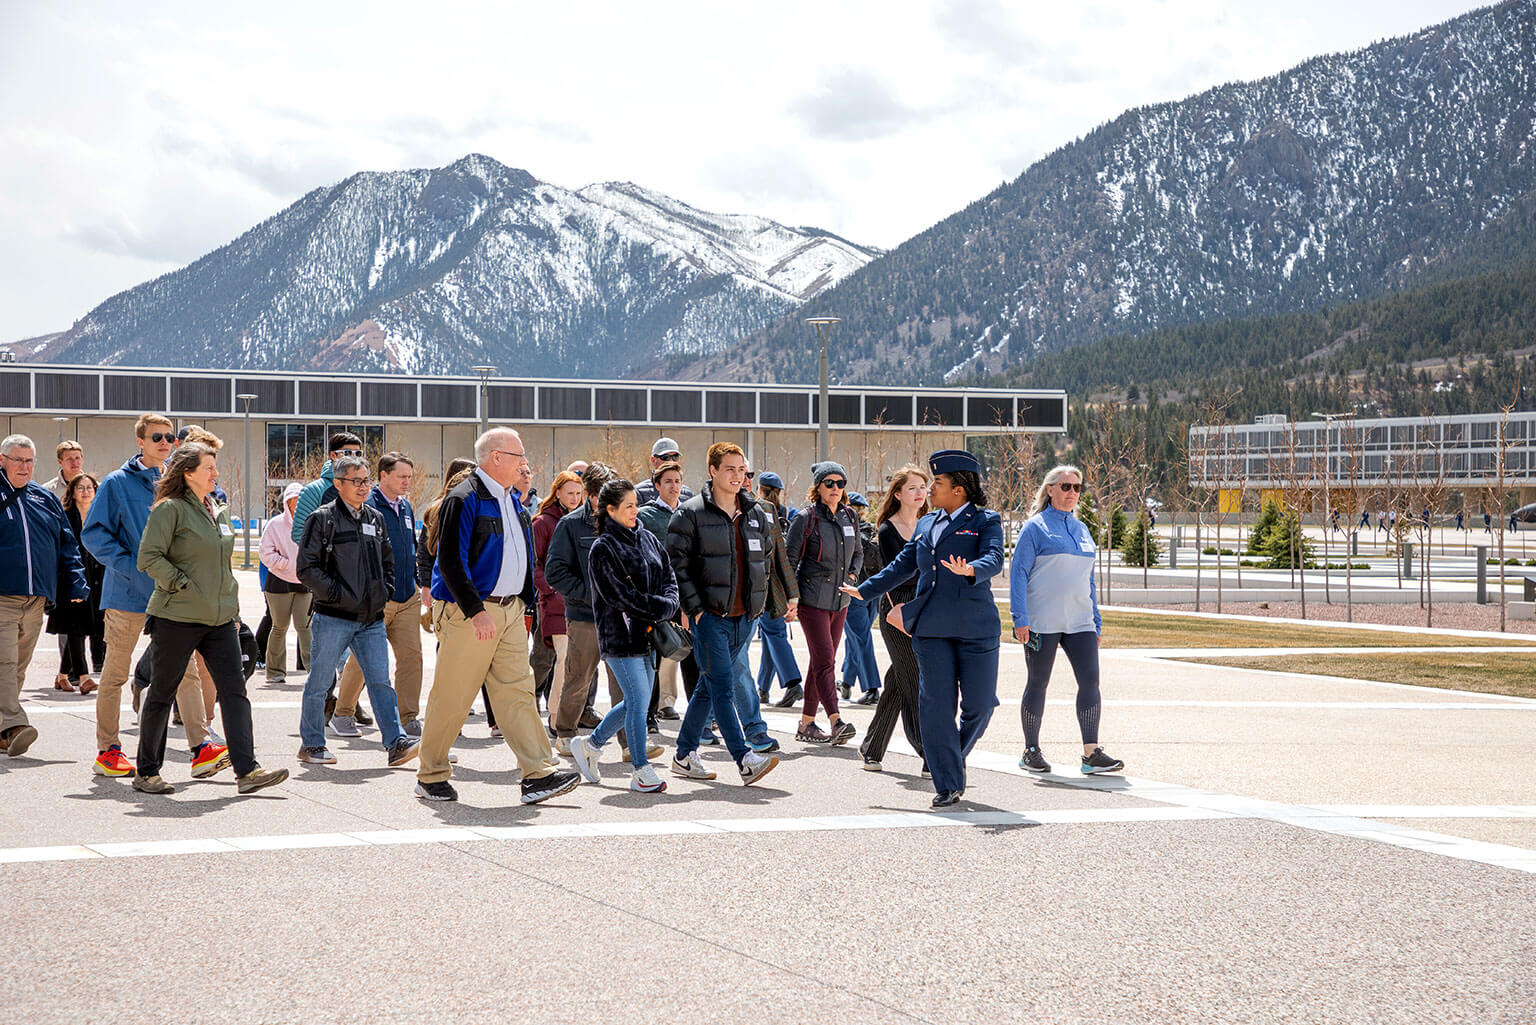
52, 416, 69, 445
237, 393, 258, 569
473, 365, 497, 437
805, 318, 840, 463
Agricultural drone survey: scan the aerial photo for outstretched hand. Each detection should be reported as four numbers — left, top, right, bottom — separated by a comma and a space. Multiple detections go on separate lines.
940, 555, 975, 577
838, 584, 862, 599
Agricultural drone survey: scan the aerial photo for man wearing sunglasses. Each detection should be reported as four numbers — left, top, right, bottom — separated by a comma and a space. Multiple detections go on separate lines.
81, 413, 222, 777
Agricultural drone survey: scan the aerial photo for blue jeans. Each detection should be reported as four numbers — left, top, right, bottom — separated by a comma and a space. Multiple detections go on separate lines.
301, 613, 404, 750
756, 614, 801, 692
840, 597, 880, 693
677, 612, 753, 763
731, 618, 769, 743
592, 652, 655, 767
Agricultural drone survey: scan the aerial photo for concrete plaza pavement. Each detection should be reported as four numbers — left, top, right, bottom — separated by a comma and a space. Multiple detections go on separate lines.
2, 570, 1533, 1024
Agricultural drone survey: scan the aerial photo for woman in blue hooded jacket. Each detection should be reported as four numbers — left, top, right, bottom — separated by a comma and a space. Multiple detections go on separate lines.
1008, 464, 1124, 777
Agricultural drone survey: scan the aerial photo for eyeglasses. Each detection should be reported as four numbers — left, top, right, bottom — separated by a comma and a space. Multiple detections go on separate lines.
335, 449, 364, 458
0, 454, 35, 466
1054, 482, 1085, 492
336, 477, 373, 488
146, 432, 174, 444
821, 479, 847, 489
493, 449, 528, 462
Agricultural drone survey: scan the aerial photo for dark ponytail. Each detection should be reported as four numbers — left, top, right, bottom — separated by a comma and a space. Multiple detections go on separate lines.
946, 470, 988, 508
595, 478, 636, 534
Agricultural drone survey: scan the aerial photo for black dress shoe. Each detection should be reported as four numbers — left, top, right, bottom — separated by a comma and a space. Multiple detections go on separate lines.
354, 705, 373, 728
839, 683, 851, 700
854, 690, 880, 705
772, 683, 803, 708
931, 790, 964, 809
657, 705, 680, 721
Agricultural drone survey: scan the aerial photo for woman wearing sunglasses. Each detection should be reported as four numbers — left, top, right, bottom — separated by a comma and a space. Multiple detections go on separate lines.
784, 461, 862, 746
1009, 464, 1123, 777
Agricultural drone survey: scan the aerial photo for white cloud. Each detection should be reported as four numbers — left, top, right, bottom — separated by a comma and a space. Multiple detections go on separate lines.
0, 0, 1489, 341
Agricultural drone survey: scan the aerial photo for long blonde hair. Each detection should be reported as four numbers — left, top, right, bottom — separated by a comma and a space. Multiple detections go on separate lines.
1029, 464, 1084, 517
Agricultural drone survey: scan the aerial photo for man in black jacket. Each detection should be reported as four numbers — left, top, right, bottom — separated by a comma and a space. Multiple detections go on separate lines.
665, 442, 780, 786
295, 456, 419, 769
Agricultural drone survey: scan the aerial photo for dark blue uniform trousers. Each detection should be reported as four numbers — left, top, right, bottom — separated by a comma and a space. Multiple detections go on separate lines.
912, 635, 1000, 794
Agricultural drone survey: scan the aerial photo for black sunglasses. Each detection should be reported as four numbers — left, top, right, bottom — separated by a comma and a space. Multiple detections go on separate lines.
821, 479, 847, 489
1054, 481, 1085, 492
146, 432, 174, 443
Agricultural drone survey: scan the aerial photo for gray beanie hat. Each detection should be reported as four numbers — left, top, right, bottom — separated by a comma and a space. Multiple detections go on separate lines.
811, 461, 848, 487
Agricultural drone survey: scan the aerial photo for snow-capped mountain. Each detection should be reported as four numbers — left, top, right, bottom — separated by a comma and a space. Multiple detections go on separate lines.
31, 155, 879, 377
691, 0, 1536, 385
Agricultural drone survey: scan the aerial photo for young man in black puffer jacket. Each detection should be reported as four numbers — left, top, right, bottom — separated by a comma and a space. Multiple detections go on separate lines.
295, 455, 417, 769
664, 442, 780, 786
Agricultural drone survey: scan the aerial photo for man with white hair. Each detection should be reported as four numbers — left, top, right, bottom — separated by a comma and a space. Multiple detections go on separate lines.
416, 427, 579, 804
1, 434, 88, 758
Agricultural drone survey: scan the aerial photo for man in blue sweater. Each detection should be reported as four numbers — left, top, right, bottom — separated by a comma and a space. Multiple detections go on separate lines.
1, 434, 88, 759
81, 414, 221, 778
330, 452, 423, 738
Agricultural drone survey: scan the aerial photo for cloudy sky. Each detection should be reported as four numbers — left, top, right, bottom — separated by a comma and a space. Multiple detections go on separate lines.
0, 0, 1487, 342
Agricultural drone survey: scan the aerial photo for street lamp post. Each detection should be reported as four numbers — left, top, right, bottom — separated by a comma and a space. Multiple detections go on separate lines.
805, 318, 841, 463
237, 393, 258, 569
472, 366, 497, 437
52, 416, 69, 445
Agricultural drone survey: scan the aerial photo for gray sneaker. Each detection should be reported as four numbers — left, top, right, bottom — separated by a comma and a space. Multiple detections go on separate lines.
403, 720, 423, 739
131, 774, 175, 795
386, 737, 421, 767
297, 746, 337, 765
237, 766, 289, 795
328, 715, 361, 738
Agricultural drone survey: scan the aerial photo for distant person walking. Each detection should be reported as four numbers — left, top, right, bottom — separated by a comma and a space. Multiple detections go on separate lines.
786, 461, 862, 746
259, 483, 311, 686
47, 473, 105, 693
752, 472, 802, 708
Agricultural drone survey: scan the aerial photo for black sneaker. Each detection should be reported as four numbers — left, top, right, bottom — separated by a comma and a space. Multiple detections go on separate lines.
828, 719, 857, 746
1080, 747, 1125, 775
932, 789, 963, 809
772, 683, 803, 708
839, 683, 851, 700
1019, 746, 1051, 773
657, 705, 680, 721
323, 693, 337, 723
521, 769, 581, 805
854, 690, 880, 706
647, 716, 660, 736
415, 779, 458, 801
353, 705, 373, 728
386, 737, 421, 767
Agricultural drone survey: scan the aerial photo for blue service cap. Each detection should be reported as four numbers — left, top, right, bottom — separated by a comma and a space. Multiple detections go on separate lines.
756, 471, 784, 489
847, 491, 869, 507
929, 449, 981, 476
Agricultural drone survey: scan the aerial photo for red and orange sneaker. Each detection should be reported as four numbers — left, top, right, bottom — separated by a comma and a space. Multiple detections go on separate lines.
190, 742, 232, 779
93, 745, 134, 777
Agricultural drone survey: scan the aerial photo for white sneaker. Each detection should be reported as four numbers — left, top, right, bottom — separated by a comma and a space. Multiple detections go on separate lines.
739, 750, 780, 787
621, 741, 665, 760
554, 735, 572, 755
568, 735, 602, 784
670, 751, 717, 780
328, 715, 361, 738
631, 763, 667, 793
489, 725, 502, 739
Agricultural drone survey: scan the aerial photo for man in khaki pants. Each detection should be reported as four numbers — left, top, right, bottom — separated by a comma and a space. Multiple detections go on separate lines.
415, 428, 580, 805
331, 452, 423, 738
81, 415, 221, 778
1, 434, 89, 758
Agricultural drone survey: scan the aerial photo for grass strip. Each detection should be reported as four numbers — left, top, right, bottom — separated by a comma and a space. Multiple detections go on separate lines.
1173, 652, 1536, 700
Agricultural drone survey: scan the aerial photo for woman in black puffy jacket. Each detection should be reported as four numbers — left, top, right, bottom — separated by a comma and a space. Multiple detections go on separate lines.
784, 461, 863, 746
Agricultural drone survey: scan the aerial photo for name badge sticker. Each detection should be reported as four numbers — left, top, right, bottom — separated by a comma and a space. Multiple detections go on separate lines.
748, 538, 763, 552
842, 525, 855, 537
219, 523, 233, 536
362, 523, 378, 537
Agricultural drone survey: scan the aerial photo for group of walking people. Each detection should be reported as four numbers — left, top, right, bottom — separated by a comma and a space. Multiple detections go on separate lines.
2, 416, 1124, 810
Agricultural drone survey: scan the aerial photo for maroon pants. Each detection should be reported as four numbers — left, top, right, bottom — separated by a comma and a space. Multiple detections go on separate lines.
799, 604, 847, 719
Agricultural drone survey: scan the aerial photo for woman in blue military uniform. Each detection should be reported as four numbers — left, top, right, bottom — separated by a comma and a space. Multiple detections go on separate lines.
843, 449, 1004, 808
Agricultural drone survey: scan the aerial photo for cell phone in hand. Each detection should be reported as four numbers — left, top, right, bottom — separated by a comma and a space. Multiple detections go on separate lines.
1025, 631, 1041, 651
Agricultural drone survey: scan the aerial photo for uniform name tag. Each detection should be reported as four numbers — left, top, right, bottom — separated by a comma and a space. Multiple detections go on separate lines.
362, 523, 378, 537
842, 525, 855, 536
219, 523, 233, 536
748, 538, 762, 551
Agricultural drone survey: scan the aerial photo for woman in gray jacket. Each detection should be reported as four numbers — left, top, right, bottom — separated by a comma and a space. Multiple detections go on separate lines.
785, 461, 862, 746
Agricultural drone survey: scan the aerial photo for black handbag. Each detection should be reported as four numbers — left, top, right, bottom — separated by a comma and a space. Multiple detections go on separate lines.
648, 618, 693, 661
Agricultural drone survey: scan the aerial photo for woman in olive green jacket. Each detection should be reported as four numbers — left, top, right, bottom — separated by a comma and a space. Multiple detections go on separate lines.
133, 442, 286, 796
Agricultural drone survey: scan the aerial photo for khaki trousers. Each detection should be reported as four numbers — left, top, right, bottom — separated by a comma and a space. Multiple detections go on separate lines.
657, 655, 680, 707
264, 589, 312, 680
544, 633, 568, 724
418, 598, 556, 785
96, 608, 207, 752
0, 595, 45, 734
337, 599, 422, 722
554, 620, 616, 737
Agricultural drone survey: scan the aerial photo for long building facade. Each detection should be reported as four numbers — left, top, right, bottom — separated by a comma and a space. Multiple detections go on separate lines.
2, 362, 1064, 518
1188, 411, 1536, 512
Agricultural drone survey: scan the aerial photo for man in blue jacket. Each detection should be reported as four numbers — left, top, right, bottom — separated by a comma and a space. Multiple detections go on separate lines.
1, 434, 88, 759
330, 452, 424, 738
847, 449, 1005, 808
81, 414, 218, 778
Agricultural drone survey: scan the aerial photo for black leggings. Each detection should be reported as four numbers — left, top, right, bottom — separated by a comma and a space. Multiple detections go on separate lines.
138, 618, 256, 779
1021, 631, 1101, 747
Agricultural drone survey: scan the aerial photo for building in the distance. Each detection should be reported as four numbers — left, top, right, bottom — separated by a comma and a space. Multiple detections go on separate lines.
1189, 411, 1536, 515
1, 362, 1064, 517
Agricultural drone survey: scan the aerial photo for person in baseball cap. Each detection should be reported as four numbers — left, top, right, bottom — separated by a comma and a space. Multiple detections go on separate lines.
637, 438, 693, 506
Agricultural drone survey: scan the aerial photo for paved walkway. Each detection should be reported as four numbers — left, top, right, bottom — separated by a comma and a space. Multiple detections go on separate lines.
2, 571, 1531, 1023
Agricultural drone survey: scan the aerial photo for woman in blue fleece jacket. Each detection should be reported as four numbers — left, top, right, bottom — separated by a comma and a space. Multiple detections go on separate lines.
1008, 464, 1124, 777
